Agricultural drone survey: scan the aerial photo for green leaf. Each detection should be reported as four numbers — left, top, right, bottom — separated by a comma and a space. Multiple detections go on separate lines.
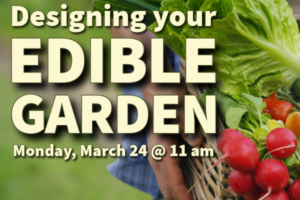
200, 89, 238, 121
241, 93, 266, 126
265, 119, 285, 132
254, 128, 268, 141
262, 113, 271, 124
257, 143, 267, 160
296, 137, 300, 158
149, 0, 188, 58
223, 93, 269, 133
149, 0, 300, 97
241, 93, 266, 112
149, 21, 186, 58
225, 106, 248, 129
285, 156, 298, 167
93, 0, 161, 26
289, 168, 300, 179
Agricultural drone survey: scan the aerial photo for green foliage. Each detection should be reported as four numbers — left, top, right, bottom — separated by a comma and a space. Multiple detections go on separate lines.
93, 0, 161, 25
225, 106, 249, 129
200, 89, 238, 121
149, 0, 300, 97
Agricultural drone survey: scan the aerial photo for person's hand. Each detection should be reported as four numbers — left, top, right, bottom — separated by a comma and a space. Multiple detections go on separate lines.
143, 80, 203, 200
148, 133, 192, 200
109, 24, 204, 200
139, 37, 203, 199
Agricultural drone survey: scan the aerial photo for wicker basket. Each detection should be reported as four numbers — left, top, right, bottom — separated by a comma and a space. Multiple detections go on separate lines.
179, 59, 238, 200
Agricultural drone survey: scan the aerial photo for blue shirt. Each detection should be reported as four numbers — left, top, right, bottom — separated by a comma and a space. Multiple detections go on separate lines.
107, 49, 181, 199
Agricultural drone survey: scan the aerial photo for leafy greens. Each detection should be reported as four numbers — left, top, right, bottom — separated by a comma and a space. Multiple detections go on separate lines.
148, 0, 300, 97
200, 89, 271, 137
94, 0, 300, 96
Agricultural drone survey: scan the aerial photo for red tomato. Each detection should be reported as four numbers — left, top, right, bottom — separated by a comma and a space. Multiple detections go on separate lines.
263, 98, 294, 123
267, 92, 277, 100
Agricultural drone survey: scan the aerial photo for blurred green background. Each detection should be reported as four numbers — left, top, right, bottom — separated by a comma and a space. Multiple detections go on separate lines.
0, 0, 151, 199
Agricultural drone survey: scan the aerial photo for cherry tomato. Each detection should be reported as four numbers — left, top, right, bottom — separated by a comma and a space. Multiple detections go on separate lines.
263, 98, 294, 123
285, 112, 300, 136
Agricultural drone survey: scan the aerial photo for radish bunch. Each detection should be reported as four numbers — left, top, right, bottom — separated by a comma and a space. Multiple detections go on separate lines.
199, 131, 259, 176
216, 128, 300, 200
188, 129, 260, 192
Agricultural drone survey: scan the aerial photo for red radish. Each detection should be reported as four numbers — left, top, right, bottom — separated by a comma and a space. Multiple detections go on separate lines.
228, 170, 257, 195
266, 128, 297, 159
188, 137, 259, 192
217, 129, 244, 154
222, 137, 259, 172
244, 188, 263, 200
255, 159, 289, 197
288, 178, 300, 200
258, 190, 289, 200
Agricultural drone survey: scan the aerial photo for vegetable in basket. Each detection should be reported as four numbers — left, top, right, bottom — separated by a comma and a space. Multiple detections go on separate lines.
201, 88, 300, 198
95, 0, 300, 97
94, 0, 300, 198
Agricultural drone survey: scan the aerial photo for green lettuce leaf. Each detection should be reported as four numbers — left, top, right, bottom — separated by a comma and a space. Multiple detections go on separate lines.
149, 0, 300, 97
225, 106, 248, 129
200, 88, 238, 121
241, 93, 266, 126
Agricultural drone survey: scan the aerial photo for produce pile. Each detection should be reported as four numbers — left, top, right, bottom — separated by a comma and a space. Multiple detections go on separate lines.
199, 82, 300, 199
94, 0, 300, 199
